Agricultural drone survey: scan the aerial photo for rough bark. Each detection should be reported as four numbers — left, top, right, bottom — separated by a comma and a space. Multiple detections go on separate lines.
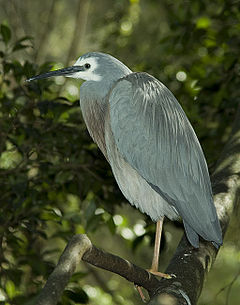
35, 104, 240, 305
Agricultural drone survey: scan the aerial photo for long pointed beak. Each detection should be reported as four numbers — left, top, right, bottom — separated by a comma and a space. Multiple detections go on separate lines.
26, 66, 84, 82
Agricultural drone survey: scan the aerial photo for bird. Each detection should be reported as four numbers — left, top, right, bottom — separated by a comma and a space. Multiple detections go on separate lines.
27, 51, 223, 277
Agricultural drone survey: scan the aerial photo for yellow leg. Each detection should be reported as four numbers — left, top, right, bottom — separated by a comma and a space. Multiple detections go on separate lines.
148, 218, 172, 279
151, 219, 163, 272
135, 219, 172, 302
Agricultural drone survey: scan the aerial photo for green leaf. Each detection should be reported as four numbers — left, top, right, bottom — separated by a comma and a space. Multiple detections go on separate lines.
5, 280, 16, 299
13, 43, 31, 52
106, 216, 116, 234
0, 24, 11, 44
15, 36, 33, 44
13, 36, 33, 52
196, 16, 211, 29
85, 200, 96, 222
70, 272, 88, 282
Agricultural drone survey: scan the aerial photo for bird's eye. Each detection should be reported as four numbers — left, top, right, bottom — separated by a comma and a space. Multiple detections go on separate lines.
84, 63, 91, 69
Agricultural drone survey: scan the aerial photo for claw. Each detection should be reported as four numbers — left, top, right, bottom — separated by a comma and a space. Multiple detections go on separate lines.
147, 269, 173, 279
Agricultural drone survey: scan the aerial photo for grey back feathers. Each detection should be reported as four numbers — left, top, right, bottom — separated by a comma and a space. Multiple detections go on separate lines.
107, 72, 222, 247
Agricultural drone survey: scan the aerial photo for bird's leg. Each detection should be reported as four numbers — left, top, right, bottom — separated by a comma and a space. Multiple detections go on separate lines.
151, 219, 163, 272
135, 219, 174, 302
135, 219, 172, 302
148, 218, 172, 278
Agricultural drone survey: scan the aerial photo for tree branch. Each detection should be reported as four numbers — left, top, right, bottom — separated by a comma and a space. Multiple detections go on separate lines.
36, 234, 161, 305
82, 245, 161, 295
35, 104, 240, 305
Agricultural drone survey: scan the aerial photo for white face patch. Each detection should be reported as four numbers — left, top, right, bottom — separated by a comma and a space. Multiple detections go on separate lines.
67, 57, 102, 81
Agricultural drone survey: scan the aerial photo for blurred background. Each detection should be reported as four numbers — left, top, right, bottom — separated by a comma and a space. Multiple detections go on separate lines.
0, 0, 240, 304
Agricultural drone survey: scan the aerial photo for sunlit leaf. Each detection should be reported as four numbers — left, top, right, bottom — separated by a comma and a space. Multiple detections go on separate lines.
5, 280, 16, 299
196, 16, 211, 29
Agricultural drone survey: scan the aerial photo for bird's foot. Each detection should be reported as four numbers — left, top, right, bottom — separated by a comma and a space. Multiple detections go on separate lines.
135, 285, 148, 303
135, 270, 175, 302
147, 269, 175, 279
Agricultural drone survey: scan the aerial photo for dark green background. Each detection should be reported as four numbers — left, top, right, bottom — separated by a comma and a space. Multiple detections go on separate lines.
0, 0, 240, 304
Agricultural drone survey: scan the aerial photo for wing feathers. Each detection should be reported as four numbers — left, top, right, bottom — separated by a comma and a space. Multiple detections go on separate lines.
109, 72, 222, 247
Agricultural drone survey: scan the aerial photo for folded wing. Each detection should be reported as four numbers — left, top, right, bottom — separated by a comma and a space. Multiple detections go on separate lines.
108, 72, 222, 247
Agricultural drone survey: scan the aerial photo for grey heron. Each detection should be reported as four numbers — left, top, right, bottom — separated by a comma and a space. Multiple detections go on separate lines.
27, 52, 223, 277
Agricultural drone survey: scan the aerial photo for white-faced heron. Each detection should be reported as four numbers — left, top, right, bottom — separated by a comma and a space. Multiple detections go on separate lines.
27, 52, 223, 277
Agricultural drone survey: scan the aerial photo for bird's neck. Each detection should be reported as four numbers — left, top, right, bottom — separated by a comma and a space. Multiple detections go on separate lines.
80, 79, 111, 100
79, 79, 114, 159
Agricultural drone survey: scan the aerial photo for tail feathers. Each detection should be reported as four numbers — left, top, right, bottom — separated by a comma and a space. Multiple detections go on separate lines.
212, 241, 221, 249
183, 220, 223, 249
183, 221, 199, 248
210, 218, 223, 246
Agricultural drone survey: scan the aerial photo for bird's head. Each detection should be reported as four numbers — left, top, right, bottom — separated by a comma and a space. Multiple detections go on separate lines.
26, 52, 132, 83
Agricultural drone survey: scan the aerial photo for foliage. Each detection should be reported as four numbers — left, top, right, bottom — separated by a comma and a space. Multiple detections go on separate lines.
0, 0, 240, 304
0, 25, 129, 305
